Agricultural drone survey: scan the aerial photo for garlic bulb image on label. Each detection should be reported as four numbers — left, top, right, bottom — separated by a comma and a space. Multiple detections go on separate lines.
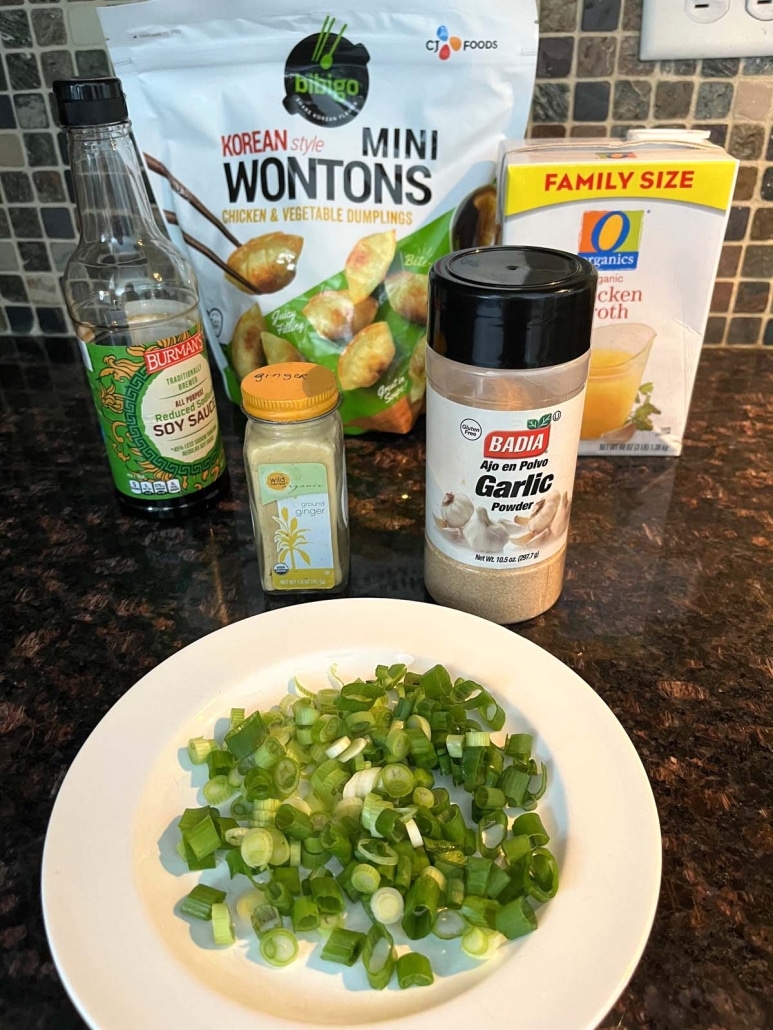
439, 492, 474, 529
462, 508, 510, 553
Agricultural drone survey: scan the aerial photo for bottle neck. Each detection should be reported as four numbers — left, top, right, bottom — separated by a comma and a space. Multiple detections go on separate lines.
67, 121, 160, 244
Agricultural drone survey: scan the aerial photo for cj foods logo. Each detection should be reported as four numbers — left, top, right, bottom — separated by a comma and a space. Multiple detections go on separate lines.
578, 209, 645, 270
284, 15, 370, 127
426, 24, 499, 59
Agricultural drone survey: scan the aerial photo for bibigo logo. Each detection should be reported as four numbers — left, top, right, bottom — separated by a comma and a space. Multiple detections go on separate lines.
283, 15, 370, 127
425, 24, 498, 60
578, 210, 645, 271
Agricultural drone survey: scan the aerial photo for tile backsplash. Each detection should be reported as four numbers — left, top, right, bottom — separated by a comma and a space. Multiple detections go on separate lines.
1, 0, 772, 345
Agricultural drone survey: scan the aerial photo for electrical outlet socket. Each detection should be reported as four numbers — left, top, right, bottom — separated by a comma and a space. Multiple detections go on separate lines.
641, 0, 773, 58
747, 0, 773, 23
686, 0, 729, 25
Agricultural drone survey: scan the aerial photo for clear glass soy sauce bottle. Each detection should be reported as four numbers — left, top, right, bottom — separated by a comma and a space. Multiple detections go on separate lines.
54, 77, 228, 519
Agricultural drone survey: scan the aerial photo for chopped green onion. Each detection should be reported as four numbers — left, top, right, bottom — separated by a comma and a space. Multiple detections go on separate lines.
179, 807, 221, 860
242, 767, 273, 802
275, 803, 313, 840
310, 875, 346, 914
501, 834, 532, 868
407, 714, 432, 740
362, 792, 392, 835
510, 812, 550, 848
338, 737, 368, 762
254, 736, 285, 770
301, 836, 330, 869
486, 864, 511, 900
320, 927, 365, 966
380, 763, 415, 798
202, 775, 235, 806
173, 662, 557, 993
402, 870, 440, 939
211, 902, 234, 946
206, 745, 234, 777
495, 897, 538, 939
325, 735, 352, 759
523, 847, 559, 902
355, 837, 399, 867
460, 895, 499, 929
251, 902, 283, 936
385, 727, 410, 760
461, 926, 506, 959
179, 883, 226, 920
260, 928, 299, 967
311, 713, 342, 745
224, 710, 267, 758
265, 879, 293, 915
339, 680, 385, 712
350, 863, 381, 895
267, 827, 291, 866
430, 787, 450, 814
187, 737, 217, 764
240, 827, 273, 868
319, 820, 353, 866
362, 923, 396, 990
432, 908, 467, 939
412, 786, 435, 809
292, 895, 320, 932
465, 731, 490, 748
445, 876, 465, 909
272, 865, 301, 896
374, 807, 408, 844
478, 810, 508, 858
396, 952, 434, 988
473, 786, 506, 810
370, 886, 404, 925
465, 856, 492, 897
342, 766, 382, 799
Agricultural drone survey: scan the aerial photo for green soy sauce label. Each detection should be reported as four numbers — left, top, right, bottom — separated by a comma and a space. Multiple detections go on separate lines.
80, 323, 226, 499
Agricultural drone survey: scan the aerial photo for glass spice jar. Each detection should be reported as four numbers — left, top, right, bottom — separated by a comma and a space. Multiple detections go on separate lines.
242, 363, 350, 595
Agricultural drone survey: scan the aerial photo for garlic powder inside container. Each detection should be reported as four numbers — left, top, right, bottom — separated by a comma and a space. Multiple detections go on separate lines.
424, 247, 597, 624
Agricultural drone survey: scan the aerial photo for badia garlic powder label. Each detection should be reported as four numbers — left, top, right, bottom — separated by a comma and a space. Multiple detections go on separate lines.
425, 387, 585, 571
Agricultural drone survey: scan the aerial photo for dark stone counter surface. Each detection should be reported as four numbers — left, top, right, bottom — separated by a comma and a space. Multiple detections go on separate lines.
1, 339, 771, 1029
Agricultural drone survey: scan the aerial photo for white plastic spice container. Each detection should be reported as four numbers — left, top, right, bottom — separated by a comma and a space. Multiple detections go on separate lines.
241, 363, 350, 595
424, 247, 597, 624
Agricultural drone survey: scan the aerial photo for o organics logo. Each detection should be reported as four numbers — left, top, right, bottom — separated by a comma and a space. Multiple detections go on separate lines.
425, 24, 498, 59
284, 15, 370, 127
578, 209, 645, 271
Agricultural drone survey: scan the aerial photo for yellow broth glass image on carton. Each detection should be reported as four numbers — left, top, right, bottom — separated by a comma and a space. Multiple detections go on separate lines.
581, 323, 655, 440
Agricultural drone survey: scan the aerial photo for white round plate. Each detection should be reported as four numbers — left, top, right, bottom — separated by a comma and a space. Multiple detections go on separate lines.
42, 598, 661, 1030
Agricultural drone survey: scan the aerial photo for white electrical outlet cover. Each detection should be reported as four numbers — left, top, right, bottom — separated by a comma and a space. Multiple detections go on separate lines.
641, 0, 773, 59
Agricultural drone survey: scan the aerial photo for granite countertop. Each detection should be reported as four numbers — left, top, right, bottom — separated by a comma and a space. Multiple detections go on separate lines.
1, 338, 771, 1029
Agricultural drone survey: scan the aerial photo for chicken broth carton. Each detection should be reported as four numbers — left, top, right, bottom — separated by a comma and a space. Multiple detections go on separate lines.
498, 131, 737, 455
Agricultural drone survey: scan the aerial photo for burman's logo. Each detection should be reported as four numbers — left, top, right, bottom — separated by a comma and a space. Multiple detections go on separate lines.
483, 414, 552, 459
425, 24, 499, 59
284, 15, 370, 127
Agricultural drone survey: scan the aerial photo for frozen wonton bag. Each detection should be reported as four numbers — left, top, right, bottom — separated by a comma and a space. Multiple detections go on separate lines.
100, 0, 538, 433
